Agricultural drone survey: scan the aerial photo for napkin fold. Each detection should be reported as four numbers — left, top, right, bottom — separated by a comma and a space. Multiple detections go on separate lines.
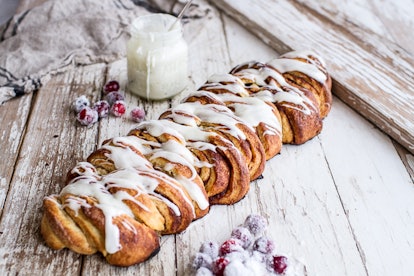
0, 0, 167, 105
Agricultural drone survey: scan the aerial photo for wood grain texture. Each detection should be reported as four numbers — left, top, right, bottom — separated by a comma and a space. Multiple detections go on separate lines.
0, 94, 32, 216
320, 97, 414, 275
212, 0, 414, 155
297, 0, 414, 54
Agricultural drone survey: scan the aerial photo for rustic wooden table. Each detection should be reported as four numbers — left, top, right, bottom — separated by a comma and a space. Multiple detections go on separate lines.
1, 0, 413, 275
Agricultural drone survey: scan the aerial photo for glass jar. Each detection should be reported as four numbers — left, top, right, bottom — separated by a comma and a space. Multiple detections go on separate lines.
127, 13, 189, 100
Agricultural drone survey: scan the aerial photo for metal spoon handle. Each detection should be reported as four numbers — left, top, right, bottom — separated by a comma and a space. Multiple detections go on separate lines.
169, 0, 193, 31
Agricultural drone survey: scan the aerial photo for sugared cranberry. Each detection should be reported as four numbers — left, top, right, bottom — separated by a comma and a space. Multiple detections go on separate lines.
93, 100, 110, 118
253, 236, 275, 254
199, 241, 219, 259
212, 257, 229, 276
231, 227, 253, 249
192, 252, 213, 270
272, 255, 288, 274
72, 95, 90, 113
76, 106, 98, 126
244, 214, 267, 236
219, 239, 243, 256
106, 91, 125, 105
110, 100, 126, 117
130, 107, 146, 123
103, 80, 120, 94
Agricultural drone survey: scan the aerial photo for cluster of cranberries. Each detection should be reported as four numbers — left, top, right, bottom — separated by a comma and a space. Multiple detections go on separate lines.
192, 214, 289, 276
72, 80, 145, 127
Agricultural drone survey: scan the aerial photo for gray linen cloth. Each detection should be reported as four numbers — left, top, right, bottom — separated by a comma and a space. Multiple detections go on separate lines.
0, 0, 170, 105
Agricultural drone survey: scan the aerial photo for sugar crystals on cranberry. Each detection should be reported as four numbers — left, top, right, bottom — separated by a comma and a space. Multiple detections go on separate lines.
219, 239, 244, 256
72, 95, 90, 113
106, 91, 125, 105
110, 100, 126, 117
192, 214, 290, 275
212, 257, 229, 276
244, 214, 267, 236
230, 226, 253, 249
76, 106, 98, 126
253, 236, 275, 254
130, 107, 146, 123
93, 100, 110, 118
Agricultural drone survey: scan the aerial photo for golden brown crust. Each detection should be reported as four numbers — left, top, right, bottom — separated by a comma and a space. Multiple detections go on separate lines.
41, 196, 97, 254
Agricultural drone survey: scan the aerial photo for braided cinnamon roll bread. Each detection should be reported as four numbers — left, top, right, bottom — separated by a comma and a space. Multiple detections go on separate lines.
230, 55, 327, 144
197, 73, 283, 160
160, 100, 266, 181
41, 50, 332, 267
154, 113, 251, 205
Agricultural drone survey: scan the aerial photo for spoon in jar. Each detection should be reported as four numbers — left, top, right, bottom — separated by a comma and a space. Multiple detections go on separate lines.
168, 0, 193, 31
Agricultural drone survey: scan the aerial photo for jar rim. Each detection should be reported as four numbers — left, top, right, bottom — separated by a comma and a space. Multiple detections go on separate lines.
130, 13, 181, 39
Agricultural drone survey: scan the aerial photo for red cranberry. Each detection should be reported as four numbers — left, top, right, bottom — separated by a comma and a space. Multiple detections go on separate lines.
231, 227, 253, 249
212, 257, 229, 276
253, 236, 275, 254
272, 255, 288, 274
219, 239, 243, 256
130, 107, 146, 123
103, 80, 120, 94
93, 100, 110, 118
77, 106, 98, 126
244, 214, 267, 236
106, 91, 125, 105
111, 100, 126, 117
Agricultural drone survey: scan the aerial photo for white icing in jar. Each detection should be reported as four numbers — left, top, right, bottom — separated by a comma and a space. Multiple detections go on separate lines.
127, 14, 189, 100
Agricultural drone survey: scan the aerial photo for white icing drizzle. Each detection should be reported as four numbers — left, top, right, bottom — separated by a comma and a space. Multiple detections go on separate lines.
169, 101, 250, 140
62, 196, 91, 217
280, 50, 327, 68
232, 64, 317, 115
267, 58, 327, 84
101, 142, 152, 170
110, 135, 209, 211
61, 174, 135, 254
70, 161, 98, 177
195, 91, 282, 136
104, 138, 196, 214
202, 73, 250, 97
187, 141, 217, 152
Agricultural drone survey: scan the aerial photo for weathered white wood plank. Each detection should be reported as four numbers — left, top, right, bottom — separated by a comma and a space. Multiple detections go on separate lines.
0, 93, 32, 215
212, 0, 414, 156
0, 63, 106, 274
298, 0, 414, 54
320, 97, 414, 275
